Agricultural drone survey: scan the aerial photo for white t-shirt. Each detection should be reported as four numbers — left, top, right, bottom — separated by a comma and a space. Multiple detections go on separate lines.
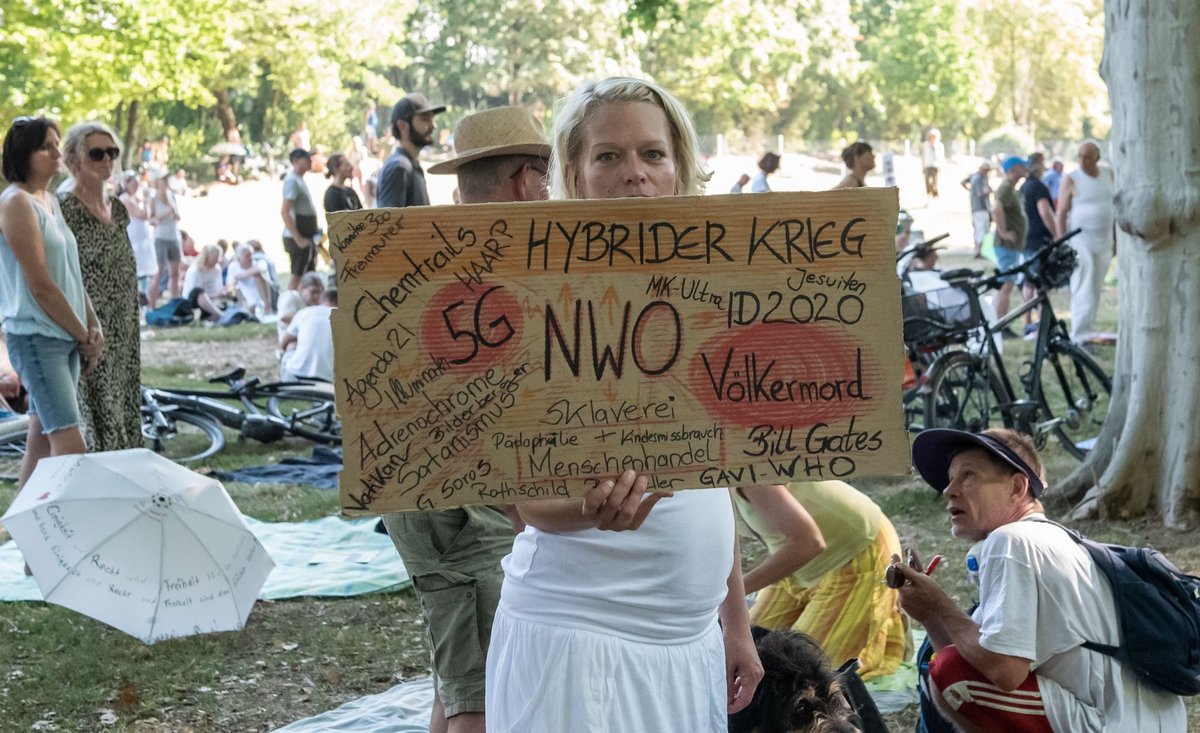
499, 488, 734, 642
182, 264, 224, 298
280, 304, 333, 381
973, 516, 1185, 732
225, 258, 268, 308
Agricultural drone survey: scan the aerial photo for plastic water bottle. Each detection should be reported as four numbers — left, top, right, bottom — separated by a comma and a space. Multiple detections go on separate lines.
966, 554, 980, 587
966, 540, 985, 588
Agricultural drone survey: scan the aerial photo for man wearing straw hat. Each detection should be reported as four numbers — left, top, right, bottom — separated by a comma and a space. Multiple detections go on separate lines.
381, 106, 549, 733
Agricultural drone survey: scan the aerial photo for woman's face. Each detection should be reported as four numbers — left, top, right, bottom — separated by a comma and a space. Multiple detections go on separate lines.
75, 133, 117, 185
337, 158, 353, 179
27, 127, 63, 181
204, 249, 220, 268
860, 149, 876, 172
574, 101, 676, 200
124, 177, 139, 195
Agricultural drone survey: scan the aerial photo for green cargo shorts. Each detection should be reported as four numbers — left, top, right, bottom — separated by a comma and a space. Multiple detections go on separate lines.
383, 507, 512, 716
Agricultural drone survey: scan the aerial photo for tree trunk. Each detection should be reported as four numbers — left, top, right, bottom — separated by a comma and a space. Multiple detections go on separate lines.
213, 88, 240, 140
1065, 1, 1200, 528
123, 100, 139, 171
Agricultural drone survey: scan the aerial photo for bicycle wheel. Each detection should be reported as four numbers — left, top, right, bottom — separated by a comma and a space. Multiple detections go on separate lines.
1037, 341, 1112, 459
142, 408, 225, 463
0, 415, 30, 482
924, 351, 1009, 433
266, 387, 341, 444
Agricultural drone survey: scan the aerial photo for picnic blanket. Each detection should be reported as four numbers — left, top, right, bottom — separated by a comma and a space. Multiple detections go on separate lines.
0, 515, 408, 602
274, 659, 917, 731
274, 676, 435, 732
212, 445, 343, 490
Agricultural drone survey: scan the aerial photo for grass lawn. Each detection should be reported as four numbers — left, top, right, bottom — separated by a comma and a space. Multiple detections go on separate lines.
2, 274, 1198, 731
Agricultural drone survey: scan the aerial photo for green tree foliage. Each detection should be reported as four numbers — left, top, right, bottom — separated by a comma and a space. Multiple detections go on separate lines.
636, 0, 864, 142
401, 0, 632, 120
207, 0, 412, 146
969, 0, 1108, 141
0, 0, 227, 124
0, 0, 1109, 170
849, 0, 982, 140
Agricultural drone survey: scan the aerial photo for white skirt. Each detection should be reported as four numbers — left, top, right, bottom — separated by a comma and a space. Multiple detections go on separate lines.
485, 608, 727, 733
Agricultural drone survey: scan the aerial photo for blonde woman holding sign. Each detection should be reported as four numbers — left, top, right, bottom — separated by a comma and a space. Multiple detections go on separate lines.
484, 77, 763, 733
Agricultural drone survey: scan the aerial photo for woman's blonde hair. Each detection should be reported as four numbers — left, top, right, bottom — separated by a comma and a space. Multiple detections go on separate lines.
62, 121, 121, 170
548, 77, 710, 200
199, 243, 222, 268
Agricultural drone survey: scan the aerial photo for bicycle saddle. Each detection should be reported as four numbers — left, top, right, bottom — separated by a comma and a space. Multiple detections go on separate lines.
940, 268, 982, 282
209, 367, 246, 384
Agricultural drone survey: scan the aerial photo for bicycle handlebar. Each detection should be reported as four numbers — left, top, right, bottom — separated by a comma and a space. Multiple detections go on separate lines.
974, 228, 1082, 292
895, 232, 951, 262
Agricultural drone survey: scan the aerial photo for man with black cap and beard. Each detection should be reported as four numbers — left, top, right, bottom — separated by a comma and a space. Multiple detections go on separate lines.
894, 428, 1184, 732
377, 92, 445, 208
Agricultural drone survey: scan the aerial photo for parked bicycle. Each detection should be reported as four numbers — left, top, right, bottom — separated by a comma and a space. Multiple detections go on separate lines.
0, 414, 29, 481
0, 370, 340, 479
903, 229, 1112, 458
0, 401, 227, 479
144, 367, 340, 453
141, 386, 226, 463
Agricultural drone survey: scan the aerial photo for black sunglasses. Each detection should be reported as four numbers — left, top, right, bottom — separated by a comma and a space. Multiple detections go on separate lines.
87, 146, 121, 162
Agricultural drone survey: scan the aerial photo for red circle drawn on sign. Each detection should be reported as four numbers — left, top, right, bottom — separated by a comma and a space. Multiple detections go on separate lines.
687, 322, 884, 429
418, 281, 523, 372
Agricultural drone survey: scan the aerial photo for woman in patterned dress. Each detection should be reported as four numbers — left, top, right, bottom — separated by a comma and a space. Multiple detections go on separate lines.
58, 122, 142, 451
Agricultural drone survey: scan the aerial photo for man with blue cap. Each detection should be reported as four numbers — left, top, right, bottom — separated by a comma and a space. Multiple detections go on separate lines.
990, 157, 1029, 335
894, 428, 1185, 732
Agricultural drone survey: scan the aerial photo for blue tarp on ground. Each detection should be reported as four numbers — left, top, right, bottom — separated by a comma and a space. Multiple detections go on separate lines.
212, 445, 343, 490
0, 515, 408, 602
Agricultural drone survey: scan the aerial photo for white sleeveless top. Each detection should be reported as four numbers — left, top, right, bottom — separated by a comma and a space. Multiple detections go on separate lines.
499, 488, 735, 642
1067, 166, 1114, 233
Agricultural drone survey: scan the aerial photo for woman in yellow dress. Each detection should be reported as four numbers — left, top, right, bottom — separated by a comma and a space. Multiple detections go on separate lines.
734, 480, 911, 680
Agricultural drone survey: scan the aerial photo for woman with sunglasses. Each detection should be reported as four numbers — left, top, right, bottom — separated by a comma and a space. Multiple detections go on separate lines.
0, 116, 102, 491
58, 122, 141, 451
484, 78, 762, 733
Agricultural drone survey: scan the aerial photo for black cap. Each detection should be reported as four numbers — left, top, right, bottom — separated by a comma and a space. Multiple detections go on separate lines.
911, 428, 1046, 498
391, 93, 446, 125
288, 148, 311, 161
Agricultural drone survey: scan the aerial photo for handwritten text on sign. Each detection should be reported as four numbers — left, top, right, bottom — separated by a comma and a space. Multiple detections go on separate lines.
329, 189, 907, 514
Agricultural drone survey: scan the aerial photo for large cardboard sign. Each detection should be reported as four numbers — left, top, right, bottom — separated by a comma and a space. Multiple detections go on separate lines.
329, 190, 907, 515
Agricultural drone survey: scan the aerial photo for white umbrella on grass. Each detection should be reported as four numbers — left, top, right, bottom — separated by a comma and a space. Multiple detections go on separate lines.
0, 449, 274, 644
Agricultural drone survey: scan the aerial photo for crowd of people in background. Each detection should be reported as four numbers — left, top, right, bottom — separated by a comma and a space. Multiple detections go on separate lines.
952, 139, 1115, 345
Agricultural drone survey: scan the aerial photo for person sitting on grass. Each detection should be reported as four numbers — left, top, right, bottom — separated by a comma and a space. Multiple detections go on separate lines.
279, 288, 335, 382
734, 480, 910, 681
897, 427, 1185, 732
225, 243, 273, 317
180, 244, 230, 321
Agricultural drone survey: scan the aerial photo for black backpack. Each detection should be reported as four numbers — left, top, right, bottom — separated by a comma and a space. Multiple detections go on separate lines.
1035, 519, 1200, 696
